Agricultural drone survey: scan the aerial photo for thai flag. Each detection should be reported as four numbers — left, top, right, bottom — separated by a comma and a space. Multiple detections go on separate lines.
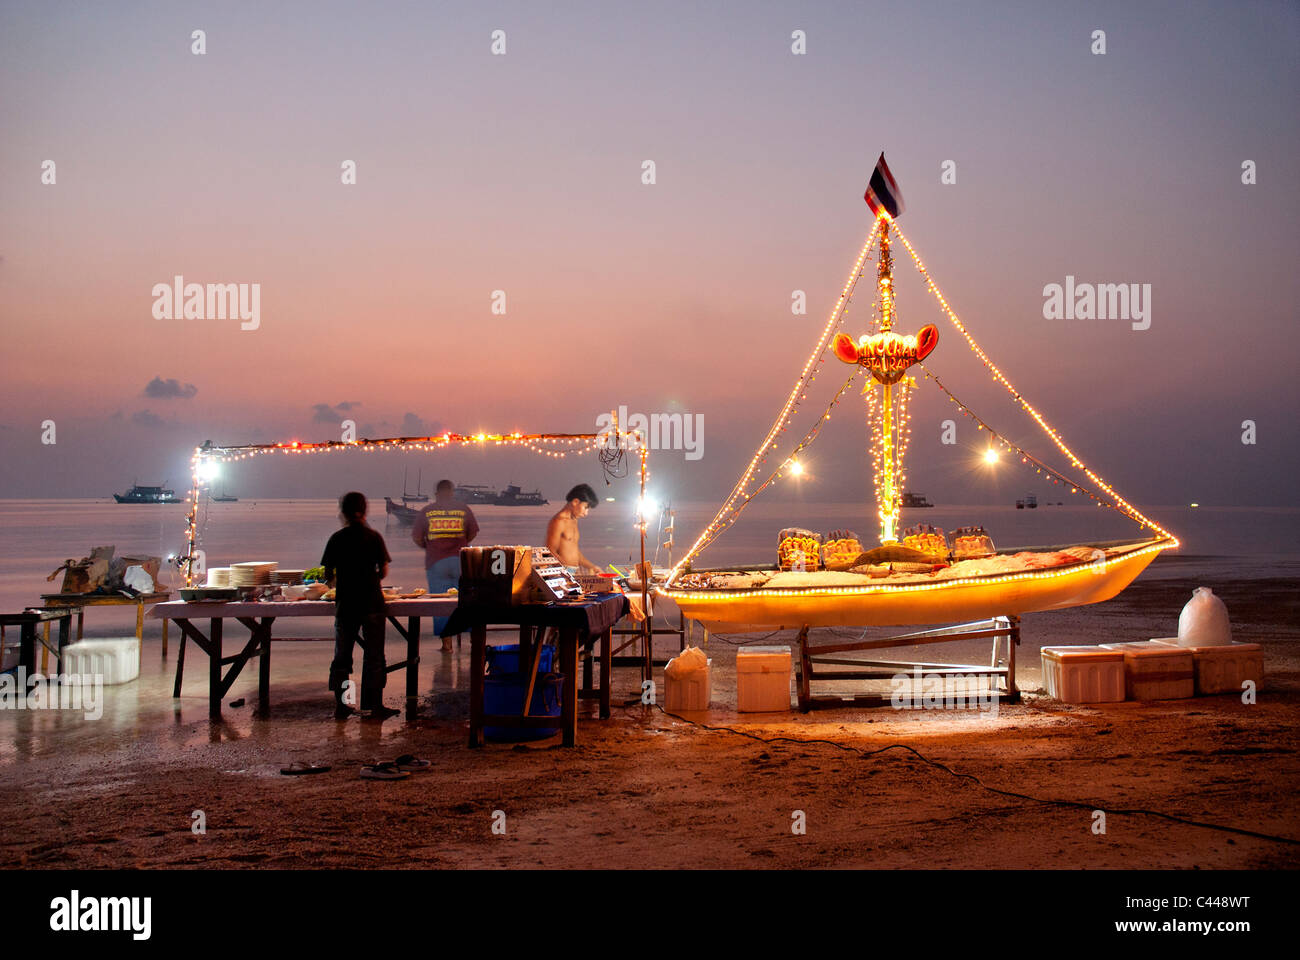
863, 153, 904, 219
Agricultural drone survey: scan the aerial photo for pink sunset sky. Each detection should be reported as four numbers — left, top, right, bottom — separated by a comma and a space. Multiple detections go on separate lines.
1, 0, 1297, 508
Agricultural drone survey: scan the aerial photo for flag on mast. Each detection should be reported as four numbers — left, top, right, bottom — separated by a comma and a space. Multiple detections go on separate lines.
864, 152, 904, 219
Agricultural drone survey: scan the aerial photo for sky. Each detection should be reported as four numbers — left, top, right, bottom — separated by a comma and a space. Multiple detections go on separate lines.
1, 0, 1297, 511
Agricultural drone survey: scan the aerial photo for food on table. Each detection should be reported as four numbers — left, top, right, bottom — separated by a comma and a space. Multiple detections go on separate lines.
902, 524, 949, 562
822, 529, 864, 570
950, 525, 996, 560
777, 528, 822, 571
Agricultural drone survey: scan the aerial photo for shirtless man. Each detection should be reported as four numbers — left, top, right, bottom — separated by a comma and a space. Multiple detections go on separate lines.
546, 483, 602, 574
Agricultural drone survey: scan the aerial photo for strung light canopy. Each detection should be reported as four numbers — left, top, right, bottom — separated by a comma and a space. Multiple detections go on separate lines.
181, 426, 649, 586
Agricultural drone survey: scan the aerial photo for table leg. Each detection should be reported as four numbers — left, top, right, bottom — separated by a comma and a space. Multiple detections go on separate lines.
209, 618, 223, 719
19, 623, 35, 685
560, 628, 578, 747
162, 618, 169, 658
173, 627, 187, 698
405, 616, 420, 719
57, 615, 69, 675
258, 622, 271, 715
76, 610, 84, 643
135, 602, 145, 669
41, 623, 49, 673
599, 627, 611, 719
468, 624, 486, 748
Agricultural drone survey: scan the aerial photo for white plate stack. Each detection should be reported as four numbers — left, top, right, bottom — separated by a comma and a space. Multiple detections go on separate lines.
230, 562, 277, 588
206, 568, 232, 588
271, 569, 305, 586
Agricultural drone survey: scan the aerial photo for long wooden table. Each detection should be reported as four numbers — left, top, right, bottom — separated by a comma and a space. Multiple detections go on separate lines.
148, 597, 456, 719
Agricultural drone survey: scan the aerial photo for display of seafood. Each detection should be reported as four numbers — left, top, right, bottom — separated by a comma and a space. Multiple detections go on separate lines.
950, 525, 996, 560
822, 529, 864, 570
777, 528, 822, 571
902, 523, 948, 562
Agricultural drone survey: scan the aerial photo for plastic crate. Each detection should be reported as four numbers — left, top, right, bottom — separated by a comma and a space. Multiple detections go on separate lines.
736, 645, 792, 712
1040, 646, 1125, 704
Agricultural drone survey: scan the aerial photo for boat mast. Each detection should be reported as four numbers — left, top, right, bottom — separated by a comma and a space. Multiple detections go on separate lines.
876, 217, 901, 544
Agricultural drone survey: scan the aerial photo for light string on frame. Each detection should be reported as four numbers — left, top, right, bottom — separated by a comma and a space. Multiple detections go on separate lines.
181, 429, 644, 585
891, 222, 1177, 545
670, 217, 883, 581
918, 364, 1172, 535
687, 370, 862, 560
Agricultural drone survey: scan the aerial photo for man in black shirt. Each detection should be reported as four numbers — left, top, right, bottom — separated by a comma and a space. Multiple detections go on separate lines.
321, 492, 397, 720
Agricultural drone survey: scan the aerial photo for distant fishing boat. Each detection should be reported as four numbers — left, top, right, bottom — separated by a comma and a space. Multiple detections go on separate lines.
455, 482, 548, 506
494, 484, 548, 506
211, 482, 238, 503
901, 491, 933, 508
114, 483, 178, 504
384, 497, 422, 525
1016, 494, 1038, 510
400, 467, 428, 505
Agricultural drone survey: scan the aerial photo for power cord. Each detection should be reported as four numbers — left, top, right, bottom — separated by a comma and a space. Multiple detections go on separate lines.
624, 702, 1299, 847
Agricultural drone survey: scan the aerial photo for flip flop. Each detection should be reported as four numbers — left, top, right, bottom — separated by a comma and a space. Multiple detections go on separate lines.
360, 761, 409, 781
280, 762, 332, 776
393, 754, 431, 772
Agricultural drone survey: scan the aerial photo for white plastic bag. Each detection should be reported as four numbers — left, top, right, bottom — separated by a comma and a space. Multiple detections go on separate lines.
665, 645, 708, 678
123, 564, 155, 594
1177, 586, 1232, 647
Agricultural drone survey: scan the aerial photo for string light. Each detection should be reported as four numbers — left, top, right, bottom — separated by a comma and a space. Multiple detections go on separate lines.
179, 429, 645, 585
892, 222, 1177, 545
672, 217, 883, 577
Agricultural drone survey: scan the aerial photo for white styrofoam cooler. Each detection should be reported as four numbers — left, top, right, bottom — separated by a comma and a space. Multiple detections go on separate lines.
1040, 646, 1125, 704
736, 645, 792, 712
664, 659, 712, 712
60, 638, 139, 685
1150, 638, 1263, 695
1099, 640, 1194, 700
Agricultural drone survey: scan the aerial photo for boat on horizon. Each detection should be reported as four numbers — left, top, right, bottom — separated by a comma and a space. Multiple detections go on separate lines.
1016, 494, 1038, 510
901, 491, 934, 508
114, 483, 178, 504
454, 482, 548, 506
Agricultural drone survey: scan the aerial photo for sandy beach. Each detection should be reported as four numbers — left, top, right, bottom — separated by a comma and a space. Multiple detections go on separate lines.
3, 567, 1295, 871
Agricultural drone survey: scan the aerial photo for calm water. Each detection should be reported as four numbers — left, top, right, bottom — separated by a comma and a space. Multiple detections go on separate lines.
0, 498, 1297, 614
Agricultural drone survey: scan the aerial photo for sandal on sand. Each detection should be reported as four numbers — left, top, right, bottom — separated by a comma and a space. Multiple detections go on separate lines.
393, 754, 431, 772
360, 762, 409, 781
280, 762, 332, 776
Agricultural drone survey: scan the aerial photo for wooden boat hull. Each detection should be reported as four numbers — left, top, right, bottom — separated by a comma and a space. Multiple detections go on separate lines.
660, 538, 1173, 631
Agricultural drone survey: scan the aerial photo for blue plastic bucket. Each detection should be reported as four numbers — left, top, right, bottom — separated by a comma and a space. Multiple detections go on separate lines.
486, 643, 554, 676
484, 672, 563, 742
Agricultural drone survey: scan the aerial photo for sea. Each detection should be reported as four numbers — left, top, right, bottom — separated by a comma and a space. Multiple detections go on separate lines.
1, 498, 1297, 616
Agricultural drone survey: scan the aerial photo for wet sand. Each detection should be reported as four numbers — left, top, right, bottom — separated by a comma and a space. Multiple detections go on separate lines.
1, 571, 1296, 870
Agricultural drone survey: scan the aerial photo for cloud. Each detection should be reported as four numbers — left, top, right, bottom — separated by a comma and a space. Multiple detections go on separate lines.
131, 409, 167, 427
312, 401, 362, 424
400, 412, 443, 436
143, 376, 198, 399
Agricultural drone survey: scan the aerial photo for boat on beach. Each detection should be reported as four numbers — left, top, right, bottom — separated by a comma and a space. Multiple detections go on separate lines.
660, 160, 1177, 632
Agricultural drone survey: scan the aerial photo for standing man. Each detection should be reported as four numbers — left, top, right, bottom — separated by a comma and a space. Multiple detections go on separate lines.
414, 479, 479, 650
321, 492, 397, 721
546, 483, 603, 575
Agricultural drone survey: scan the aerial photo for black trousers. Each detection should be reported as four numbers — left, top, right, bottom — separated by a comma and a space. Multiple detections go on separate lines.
329, 610, 386, 709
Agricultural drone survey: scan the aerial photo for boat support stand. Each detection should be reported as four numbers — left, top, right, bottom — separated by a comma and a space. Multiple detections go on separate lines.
795, 616, 1020, 711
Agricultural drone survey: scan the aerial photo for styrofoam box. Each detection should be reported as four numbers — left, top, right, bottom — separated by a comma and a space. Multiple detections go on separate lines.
664, 659, 711, 712
1150, 638, 1263, 695
1099, 641, 1194, 700
1040, 646, 1125, 704
60, 638, 139, 685
736, 645, 792, 712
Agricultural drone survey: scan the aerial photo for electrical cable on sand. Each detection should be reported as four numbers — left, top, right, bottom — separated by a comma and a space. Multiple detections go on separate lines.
607, 703, 1300, 847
